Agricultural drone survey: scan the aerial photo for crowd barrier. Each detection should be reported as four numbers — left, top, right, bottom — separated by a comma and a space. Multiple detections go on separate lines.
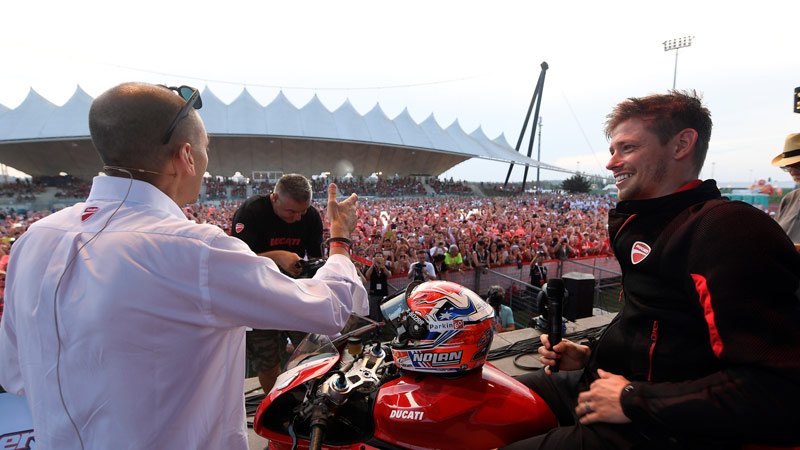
383, 256, 622, 329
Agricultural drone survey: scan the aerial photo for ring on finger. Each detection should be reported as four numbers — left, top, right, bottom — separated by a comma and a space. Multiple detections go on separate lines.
584, 401, 593, 414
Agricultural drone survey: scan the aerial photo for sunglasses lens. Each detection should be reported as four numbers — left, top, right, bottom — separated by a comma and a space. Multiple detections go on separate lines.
178, 86, 194, 101
178, 86, 202, 109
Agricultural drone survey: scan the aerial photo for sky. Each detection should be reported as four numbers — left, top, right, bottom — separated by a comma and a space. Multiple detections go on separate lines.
1, 0, 799, 187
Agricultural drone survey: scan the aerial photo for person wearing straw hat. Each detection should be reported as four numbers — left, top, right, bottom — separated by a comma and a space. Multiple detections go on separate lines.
772, 132, 800, 247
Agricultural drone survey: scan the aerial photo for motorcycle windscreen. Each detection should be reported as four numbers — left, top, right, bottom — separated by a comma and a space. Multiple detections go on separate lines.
379, 282, 420, 339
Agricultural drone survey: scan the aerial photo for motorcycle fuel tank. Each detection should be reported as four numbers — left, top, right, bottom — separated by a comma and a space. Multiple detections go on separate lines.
372, 362, 557, 450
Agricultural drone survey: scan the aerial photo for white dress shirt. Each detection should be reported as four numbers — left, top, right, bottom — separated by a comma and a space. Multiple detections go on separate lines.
0, 176, 368, 450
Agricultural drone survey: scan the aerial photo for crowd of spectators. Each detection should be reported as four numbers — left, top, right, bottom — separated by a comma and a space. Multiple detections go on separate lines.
203, 179, 231, 200
310, 176, 427, 198
0, 177, 618, 320
0, 178, 45, 203
53, 183, 91, 199
168, 191, 617, 286
339, 193, 615, 278
0, 207, 54, 321
427, 177, 473, 195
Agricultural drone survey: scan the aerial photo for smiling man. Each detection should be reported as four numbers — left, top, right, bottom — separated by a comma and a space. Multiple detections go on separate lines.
505, 91, 800, 449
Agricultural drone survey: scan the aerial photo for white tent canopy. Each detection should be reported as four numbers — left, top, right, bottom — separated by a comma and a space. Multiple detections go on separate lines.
0, 86, 569, 179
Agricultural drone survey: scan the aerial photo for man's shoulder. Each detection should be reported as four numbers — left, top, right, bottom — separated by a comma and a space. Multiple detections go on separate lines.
238, 194, 270, 213
27, 205, 77, 228
781, 189, 800, 203
233, 195, 274, 229
686, 198, 788, 244
301, 204, 322, 223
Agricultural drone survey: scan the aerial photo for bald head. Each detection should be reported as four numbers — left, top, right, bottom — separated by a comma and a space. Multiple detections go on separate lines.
89, 82, 202, 174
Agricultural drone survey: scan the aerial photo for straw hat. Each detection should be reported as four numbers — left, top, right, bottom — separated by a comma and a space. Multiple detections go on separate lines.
770, 133, 800, 167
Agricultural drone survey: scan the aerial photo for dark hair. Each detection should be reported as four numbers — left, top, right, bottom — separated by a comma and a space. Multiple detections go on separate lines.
275, 174, 312, 203
604, 90, 712, 173
486, 285, 505, 307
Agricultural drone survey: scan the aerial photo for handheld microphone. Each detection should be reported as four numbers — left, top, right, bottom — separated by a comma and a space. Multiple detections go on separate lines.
546, 278, 565, 373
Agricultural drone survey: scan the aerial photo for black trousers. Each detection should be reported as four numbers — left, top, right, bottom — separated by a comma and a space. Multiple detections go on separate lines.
501, 370, 640, 450
502, 370, 740, 450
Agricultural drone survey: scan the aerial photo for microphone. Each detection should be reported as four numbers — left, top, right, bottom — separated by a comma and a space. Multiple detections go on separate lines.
546, 278, 565, 373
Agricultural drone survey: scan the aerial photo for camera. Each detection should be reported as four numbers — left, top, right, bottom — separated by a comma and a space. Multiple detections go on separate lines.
294, 258, 326, 278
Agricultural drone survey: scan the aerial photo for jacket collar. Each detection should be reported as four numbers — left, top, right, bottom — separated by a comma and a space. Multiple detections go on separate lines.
612, 179, 721, 216
608, 180, 722, 244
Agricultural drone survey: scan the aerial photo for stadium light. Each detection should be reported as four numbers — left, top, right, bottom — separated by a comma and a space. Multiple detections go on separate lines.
663, 36, 694, 89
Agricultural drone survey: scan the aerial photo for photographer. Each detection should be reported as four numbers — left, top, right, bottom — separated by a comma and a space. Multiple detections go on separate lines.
408, 249, 436, 282
553, 236, 576, 261
231, 173, 324, 393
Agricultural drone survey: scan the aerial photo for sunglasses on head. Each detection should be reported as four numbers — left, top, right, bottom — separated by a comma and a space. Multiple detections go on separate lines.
160, 85, 202, 144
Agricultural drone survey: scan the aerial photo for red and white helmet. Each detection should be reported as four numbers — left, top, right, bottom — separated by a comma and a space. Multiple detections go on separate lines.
380, 281, 495, 374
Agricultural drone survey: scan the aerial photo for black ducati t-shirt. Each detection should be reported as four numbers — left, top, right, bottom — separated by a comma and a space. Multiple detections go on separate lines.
231, 194, 323, 258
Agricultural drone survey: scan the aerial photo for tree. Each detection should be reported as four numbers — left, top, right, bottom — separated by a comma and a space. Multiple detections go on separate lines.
562, 173, 591, 193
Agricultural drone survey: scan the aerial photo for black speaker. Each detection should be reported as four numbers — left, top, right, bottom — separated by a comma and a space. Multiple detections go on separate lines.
563, 272, 594, 320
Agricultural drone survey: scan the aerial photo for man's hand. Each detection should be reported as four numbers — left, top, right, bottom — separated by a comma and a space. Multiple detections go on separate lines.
326, 183, 358, 238
538, 334, 591, 374
576, 369, 631, 424
259, 250, 302, 277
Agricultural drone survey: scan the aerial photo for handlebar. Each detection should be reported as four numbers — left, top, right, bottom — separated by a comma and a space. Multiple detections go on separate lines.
308, 423, 325, 450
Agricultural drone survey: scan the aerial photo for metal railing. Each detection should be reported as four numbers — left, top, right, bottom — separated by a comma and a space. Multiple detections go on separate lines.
559, 258, 623, 314
382, 256, 624, 328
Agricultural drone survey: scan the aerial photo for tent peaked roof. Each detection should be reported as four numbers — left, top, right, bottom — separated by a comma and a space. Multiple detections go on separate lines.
40, 86, 93, 137
0, 86, 569, 178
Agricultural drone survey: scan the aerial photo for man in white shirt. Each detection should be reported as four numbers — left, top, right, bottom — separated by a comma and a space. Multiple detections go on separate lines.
0, 82, 368, 450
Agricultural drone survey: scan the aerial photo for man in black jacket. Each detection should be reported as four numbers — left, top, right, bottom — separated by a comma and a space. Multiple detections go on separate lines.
505, 91, 800, 449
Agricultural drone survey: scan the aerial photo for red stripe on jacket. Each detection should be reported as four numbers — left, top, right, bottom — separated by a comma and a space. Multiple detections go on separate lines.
691, 273, 724, 357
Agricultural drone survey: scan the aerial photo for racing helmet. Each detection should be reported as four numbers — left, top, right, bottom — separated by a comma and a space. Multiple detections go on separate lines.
380, 280, 495, 374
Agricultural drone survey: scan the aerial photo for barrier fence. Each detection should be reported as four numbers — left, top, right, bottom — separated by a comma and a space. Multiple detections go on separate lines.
384, 256, 623, 329
246, 256, 622, 378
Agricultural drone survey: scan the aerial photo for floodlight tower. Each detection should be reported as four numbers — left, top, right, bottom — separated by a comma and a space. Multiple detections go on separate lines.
663, 36, 694, 89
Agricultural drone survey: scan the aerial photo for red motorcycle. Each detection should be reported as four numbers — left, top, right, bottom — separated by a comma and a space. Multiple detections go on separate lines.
253, 281, 558, 450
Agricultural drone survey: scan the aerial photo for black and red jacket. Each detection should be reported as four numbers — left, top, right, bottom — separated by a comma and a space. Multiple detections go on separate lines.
591, 180, 800, 445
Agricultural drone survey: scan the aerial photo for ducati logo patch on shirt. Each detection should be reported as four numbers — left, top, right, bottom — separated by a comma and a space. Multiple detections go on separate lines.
631, 241, 651, 265
235, 223, 245, 233
81, 206, 99, 222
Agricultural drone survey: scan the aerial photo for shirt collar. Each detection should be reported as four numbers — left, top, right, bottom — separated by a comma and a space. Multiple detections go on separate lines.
87, 176, 187, 220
